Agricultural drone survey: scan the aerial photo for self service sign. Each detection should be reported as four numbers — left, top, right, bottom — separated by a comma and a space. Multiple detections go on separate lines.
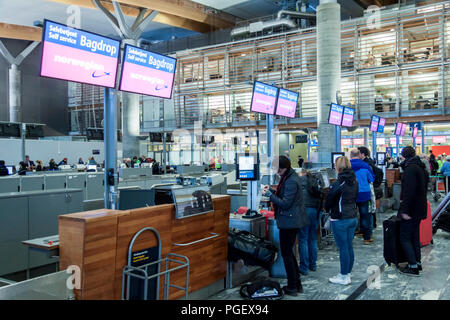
119, 45, 177, 99
40, 20, 120, 88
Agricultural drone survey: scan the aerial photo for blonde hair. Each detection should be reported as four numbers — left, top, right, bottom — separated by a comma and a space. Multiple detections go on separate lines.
335, 156, 351, 173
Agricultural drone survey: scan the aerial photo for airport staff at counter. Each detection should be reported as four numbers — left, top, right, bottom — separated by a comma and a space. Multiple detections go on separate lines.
263, 156, 308, 297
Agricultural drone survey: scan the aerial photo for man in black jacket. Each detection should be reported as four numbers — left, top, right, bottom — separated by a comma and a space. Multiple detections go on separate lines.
397, 146, 429, 277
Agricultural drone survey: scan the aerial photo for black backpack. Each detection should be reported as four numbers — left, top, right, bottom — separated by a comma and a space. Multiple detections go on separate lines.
306, 175, 322, 199
430, 158, 439, 172
371, 164, 384, 188
240, 279, 284, 300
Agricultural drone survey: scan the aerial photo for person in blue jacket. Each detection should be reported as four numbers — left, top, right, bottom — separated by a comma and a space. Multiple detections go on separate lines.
350, 149, 375, 244
439, 156, 450, 176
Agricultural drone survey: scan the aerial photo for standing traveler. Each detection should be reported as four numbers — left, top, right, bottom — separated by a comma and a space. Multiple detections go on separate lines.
397, 147, 429, 276
263, 156, 308, 296
324, 156, 359, 285
358, 147, 383, 228
437, 155, 443, 172
298, 155, 304, 169
297, 170, 322, 275
439, 156, 450, 176
350, 149, 375, 244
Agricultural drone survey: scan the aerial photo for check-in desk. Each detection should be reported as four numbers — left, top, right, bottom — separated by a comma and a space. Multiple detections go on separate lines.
0, 189, 83, 276
58, 194, 230, 300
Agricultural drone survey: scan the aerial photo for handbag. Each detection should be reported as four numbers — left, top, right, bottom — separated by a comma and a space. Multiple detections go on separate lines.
239, 279, 284, 300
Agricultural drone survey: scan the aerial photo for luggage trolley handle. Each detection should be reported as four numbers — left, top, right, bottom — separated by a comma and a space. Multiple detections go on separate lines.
125, 227, 162, 300
173, 233, 220, 247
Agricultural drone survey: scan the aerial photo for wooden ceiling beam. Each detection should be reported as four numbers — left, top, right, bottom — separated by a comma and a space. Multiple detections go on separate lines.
0, 22, 42, 42
48, 0, 213, 33
115, 0, 236, 29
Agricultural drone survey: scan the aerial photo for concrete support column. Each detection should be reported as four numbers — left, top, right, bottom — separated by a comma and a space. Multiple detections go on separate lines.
9, 64, 21, 123
317, 0, 341, 165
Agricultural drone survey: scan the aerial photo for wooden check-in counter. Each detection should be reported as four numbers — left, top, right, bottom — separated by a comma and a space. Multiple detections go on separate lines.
58, 195, 230, 300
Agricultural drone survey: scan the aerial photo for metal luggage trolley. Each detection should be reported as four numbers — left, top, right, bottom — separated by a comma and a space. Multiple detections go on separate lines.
318, 213, 334, 250
122, 227, 190, 300
431, 175, 448, 202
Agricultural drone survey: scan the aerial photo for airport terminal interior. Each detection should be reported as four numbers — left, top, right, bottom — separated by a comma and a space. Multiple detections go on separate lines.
0, 0, 450, 302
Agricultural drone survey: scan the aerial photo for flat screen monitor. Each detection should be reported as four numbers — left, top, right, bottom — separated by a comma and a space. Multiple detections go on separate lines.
376, 152, 387, 166
6, 166, 14, 175
400, 123, 407, 136
40, 20, 120, 88
341, 107, 355, 127
412, 126, 418, 138
328, 103, 344, 126
119, 189, 154, 210
394, 123, 402, 136
377, 117, 386, 133
331, 152, 345, 169
370, 115, 380, 132
119, 44, 177, 99
250, 81, 278, 115
275, 88, 298, 118
235, 153, 259, 181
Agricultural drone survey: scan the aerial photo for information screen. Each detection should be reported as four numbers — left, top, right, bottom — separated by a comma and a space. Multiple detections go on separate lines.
370, 115, 380, 132
412, 126, 418, 138
400, 123, 407, 136
275, 88, 298, 118
238, 155, 255, 179
120, 44, 177, 99
377, 117, 386, 133
250, 81, 278, 115
394, 123, 402, 136
40, 20, 120, 88
331, 152, 345, 169
377, 152, 387, 166
341, 107, 355, 127
328, 103, 344, 126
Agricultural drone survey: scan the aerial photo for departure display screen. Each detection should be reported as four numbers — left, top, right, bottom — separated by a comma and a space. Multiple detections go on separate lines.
377, 117, 386, 133
328, 103, 344, 126
370, 115, 380, 132
40, 20, 120, 88
275, 88, 298, 118
341, 107, 355, 127
120, 44, 177, 99
250, 81, 278, 115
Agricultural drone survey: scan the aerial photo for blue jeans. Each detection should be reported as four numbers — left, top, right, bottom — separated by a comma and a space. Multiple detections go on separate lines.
358, 201, 373, 241
331, 218, 358, 276
297, 207, 321, 274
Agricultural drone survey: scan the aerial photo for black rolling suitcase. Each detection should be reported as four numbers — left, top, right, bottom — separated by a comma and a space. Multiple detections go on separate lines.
228, 229, 278, 270
383, 215, 407, 266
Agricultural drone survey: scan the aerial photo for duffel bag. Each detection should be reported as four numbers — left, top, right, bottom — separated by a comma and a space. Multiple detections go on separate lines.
228, 228, 277, 270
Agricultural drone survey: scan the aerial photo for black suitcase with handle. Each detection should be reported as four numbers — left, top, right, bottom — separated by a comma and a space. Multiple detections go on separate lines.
383, 215, 407, 266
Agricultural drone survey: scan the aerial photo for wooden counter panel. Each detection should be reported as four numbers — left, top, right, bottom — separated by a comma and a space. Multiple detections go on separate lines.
113, 206, 173, 300
213, 196, 231, 236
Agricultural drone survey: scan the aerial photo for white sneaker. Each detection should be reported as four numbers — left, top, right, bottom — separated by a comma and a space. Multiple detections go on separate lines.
329, 274, 351, 285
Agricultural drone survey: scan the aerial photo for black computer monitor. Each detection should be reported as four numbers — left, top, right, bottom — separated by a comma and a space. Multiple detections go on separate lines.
235, 153, 259, 181
119, 189, 155, 210
377, 152, 387, 166
331, 152, 345, 169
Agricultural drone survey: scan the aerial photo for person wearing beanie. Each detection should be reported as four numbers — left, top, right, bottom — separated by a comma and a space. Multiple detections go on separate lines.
263, 155, 308, 296
397, 146, 429, 277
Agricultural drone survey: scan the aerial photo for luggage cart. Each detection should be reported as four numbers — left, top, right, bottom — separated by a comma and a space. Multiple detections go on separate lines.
122, 227, 190, 300
431, 175, 448, 202
318, 213, 334, 250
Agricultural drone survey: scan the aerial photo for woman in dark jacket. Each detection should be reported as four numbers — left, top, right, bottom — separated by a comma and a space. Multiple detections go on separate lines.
324, 156, 358, 286
264, 156, 308, 296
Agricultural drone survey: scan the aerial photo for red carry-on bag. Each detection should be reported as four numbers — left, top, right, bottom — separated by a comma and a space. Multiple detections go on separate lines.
420, 201, 433, 247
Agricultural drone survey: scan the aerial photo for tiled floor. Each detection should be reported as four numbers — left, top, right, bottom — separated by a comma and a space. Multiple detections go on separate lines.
209, 199, 450, 300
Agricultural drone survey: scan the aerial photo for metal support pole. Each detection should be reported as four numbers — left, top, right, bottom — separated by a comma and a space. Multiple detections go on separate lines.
335, 125, 341, 152
421, 122, 425, 154
364, 128, 368, 148
104, 88, 117, 209
396, 135, 400, 162
21, 123, 26, 162
372, 131, 377, 160
267, 114, 274, 186
163, 132, 167, 174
